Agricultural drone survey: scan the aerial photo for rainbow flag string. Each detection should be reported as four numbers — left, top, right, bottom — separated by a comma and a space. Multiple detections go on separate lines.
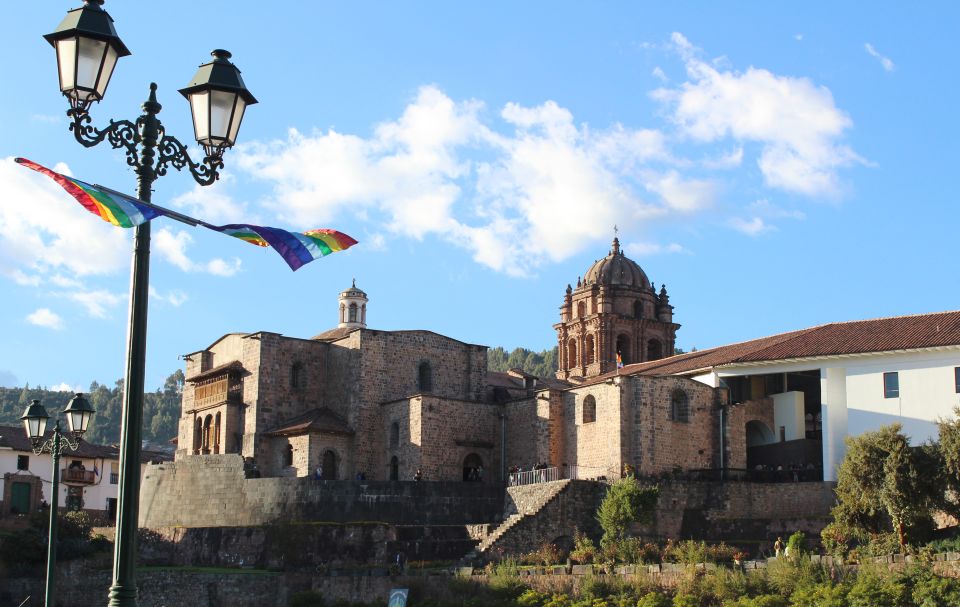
15, 157, 357, 271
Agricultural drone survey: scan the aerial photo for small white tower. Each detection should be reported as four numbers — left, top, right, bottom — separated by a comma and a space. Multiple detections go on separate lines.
338, 279, 368, 329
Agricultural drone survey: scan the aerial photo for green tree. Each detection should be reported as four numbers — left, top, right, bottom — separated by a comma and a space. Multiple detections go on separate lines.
831, 424, 941, 549
596, 476, 659, 545
937, 406, 960, 518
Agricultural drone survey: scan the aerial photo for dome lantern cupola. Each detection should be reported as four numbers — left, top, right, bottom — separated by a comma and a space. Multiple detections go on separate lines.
338, 279, 368, 329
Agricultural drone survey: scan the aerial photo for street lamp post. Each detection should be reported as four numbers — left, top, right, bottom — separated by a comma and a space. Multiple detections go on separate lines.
43, 2, 256, 605
21, 395, 96, 607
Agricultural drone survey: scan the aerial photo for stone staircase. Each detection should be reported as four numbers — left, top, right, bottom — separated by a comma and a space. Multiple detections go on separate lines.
476, 479, 572, 554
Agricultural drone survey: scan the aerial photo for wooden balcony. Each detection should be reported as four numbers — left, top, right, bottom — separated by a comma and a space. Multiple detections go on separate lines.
61, 468, 95, 485
194, 375, 243, 409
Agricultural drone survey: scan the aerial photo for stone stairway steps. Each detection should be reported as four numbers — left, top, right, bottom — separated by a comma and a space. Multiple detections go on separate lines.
478, 480, 571, 554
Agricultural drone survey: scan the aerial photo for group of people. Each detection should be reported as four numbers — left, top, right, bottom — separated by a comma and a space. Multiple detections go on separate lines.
465, 465, 484, 482
507, 462, 552, 486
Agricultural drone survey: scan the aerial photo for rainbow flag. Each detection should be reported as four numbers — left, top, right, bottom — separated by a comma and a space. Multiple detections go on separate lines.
16, 157, 163, 227
616, 352, 624, 369
16, 158, 358, 271
206, 224, 358, 271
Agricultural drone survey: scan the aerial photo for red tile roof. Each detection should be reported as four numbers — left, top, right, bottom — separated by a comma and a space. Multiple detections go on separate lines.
582, 310, 960, 384
267, 408, 354, 437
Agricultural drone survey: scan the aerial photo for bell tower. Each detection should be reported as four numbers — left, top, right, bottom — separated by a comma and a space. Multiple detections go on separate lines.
554, 237, 679, 381
338, 279, 368, 329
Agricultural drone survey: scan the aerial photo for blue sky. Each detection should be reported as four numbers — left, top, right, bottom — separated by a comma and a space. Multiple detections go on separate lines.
1, 2, 957, 392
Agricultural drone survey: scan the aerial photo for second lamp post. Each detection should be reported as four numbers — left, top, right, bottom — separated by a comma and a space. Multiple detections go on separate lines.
43, 1, 256, 605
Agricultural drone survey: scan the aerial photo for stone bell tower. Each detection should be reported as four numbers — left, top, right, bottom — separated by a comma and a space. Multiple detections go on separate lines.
554, 237, 679, 381
338, 279, 368, 329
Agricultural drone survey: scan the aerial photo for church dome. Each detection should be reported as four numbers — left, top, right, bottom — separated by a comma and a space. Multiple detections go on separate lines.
582, 238, 650, 289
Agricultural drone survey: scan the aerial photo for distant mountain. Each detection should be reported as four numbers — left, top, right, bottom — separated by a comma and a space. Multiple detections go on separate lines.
0, 369, 184, 446
487, 346, 558, 378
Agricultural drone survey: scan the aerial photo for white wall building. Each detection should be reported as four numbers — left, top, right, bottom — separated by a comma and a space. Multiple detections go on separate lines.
613, 311, 960, 481
1, 425, 168, 519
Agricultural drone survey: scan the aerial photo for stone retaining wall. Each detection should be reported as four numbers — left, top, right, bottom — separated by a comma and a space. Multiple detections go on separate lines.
139, 454, 504, 528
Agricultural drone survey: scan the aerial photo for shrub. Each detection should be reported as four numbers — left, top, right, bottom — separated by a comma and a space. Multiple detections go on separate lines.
636, 592, 671, 607
570, 530, 597, 564
671, 593, 697, 607
597, 478, 659, 545
725, 595, 789, 607
60, 509, 93, 540
785, 532, 806, 557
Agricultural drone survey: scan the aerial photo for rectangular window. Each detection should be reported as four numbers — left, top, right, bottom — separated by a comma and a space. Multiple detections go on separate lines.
883, 372, 900, 398
17, 455, 29, 471
955, 367, 960, 393
110, 462, 119, 485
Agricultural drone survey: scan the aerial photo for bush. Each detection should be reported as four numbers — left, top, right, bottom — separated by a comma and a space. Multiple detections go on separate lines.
636, 592, 670, 607
789, 582, 849, 607
60, 509, 93, 540
570, 530, 597, 564
597, 478, 659, 545
725, 595, 789, 607
521, 543, 564, 566
785, 532, 806, 557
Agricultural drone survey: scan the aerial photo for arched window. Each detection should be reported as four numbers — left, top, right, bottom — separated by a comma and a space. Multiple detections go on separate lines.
577, 301, 586, 318
349, 302, 358, 323
283, 444, 294, 467
202, 414, 214, 453
418, 361, 432, 392
585, 335, 595, 365
194, 418, 203, 454
361, 303, 367, 324
339, 303, 345, 323
616, 335, 631, 365
568, 338, 578, 368
647, 339, 663, 361
390, 421, 400, 449
634, 300, 643, 319
291, 362, 304, 390
214, 412, 221, 454
670, 389, 689, 423
322, 450, 337, 480
582, 394, 597, 424
389, 456, 399, 481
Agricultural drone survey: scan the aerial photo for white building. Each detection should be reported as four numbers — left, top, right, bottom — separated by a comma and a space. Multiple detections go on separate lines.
614, 311, 960, 481
0, 425, 169, 519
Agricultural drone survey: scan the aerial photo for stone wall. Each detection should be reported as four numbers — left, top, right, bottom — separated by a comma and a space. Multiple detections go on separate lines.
638, 480, 836, 546
139, 454, 504, 528
726, 398, 777, 469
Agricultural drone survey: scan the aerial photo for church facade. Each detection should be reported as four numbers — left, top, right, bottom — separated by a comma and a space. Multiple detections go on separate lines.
174, 240, 773, 482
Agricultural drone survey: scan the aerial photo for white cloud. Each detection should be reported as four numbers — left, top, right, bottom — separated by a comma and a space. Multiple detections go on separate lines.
27, 308, 63, 329
153, 227, 242, 276
652, 32, 862, 196
149, 286, 188, 307
702, 147, 743, 169
794, 34, 804, 42
864, 43, 895, 72
0, 157, 130, 281
625, 241, 688, 256
50, 382, 82, 393
749, 198, 806, 220
170, 172, 248, 224
11, 269, 41, 286
644, 171, 717, 212
68, 289, 124, 318
729, 216, 773, 236
652, 66, 667, 82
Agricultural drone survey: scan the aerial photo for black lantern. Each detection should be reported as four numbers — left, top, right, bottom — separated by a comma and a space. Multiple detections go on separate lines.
63, 393, 95, 437
179, 49, 258, 157
20, 399, 51, 443
43, 0, 131, 109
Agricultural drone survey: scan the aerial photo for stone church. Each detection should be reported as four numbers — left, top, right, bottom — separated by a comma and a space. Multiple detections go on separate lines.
176, 238, 758, 483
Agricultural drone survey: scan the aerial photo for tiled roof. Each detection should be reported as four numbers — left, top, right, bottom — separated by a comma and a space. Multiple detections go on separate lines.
0, 424, 117, 458
267, 407, 354, 437
186, 360, 244, 383
311, 327, 360, 341
582, 310, 960, 384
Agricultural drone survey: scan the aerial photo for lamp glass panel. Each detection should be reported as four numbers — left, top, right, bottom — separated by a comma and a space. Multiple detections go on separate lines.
76, 37, 107, 100
189, 91, 210, 142
209, 89, 237, 143
227, 96, 247, 145
56, 37, 78, 94
96, 44, 119, 97
23, 416, 47, 440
